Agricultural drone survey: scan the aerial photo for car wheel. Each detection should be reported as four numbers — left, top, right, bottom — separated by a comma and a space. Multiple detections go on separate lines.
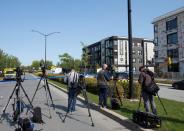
174, 84, 178, 89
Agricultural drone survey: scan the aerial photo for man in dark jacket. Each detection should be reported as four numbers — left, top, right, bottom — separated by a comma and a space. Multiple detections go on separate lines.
97, 64, 112, 108
138, 66, 157, 114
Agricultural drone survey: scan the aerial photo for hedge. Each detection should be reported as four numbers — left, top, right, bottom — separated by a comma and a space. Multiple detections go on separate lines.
44, 74, 141, 100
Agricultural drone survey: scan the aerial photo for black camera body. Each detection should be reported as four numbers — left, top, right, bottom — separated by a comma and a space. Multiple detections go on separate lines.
14, 67, 24, 81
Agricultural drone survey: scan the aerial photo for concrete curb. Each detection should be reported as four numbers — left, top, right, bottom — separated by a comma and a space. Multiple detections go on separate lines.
156, 83, 172, 87
49, 82, 154, 131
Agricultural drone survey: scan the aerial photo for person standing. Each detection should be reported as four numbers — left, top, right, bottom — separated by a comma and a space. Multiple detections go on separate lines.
97, 64, 112, 108
138, 66, 157, 115
64, 69, 79, 113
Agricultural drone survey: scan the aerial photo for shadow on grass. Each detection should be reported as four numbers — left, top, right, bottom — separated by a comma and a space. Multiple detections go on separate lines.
161, 116, 184, 124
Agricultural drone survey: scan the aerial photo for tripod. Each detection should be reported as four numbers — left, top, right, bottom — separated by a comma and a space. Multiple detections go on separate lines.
137, 92, 167, 115
63, 76, 94, 126
31, 66, 55, 118
0, 69, 33, 124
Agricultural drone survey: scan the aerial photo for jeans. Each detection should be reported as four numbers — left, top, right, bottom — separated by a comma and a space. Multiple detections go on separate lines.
142, 91, 157, 115
68, 88, 77, 112
98, 86, 107, 107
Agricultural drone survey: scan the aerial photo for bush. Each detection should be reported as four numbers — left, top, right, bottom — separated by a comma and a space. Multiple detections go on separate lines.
46, 74, 141, 100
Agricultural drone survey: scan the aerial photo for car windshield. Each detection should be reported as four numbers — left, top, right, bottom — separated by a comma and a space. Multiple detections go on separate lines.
6, 71, 15, 74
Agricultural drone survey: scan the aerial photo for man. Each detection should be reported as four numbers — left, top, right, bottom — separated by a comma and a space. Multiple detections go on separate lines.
138, 66, 157, 115
97, 64, 112, 108
64, 69, 79, 113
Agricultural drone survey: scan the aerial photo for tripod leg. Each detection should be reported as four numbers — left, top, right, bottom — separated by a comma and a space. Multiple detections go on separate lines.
82, 89, 94, 126
3, 84, 18, 113
63, 96, 72, 123
0, 84, 18, 122
20, 84, 33, 109
114, 81, 123, 106
31, 76, 43, 103
44, 84, 52, 119
46, 79, 55, 109
156, 93, 167, 115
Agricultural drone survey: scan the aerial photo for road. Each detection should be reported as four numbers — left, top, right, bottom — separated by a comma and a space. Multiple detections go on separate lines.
0, 74, 132, 131
158, 84, 184, 102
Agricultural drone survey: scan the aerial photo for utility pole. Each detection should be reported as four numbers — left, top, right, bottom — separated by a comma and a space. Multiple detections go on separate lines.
127, 0, 133, 99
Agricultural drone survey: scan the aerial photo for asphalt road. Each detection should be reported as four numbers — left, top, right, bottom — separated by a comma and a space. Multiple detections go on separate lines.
158, 84, 184, 102
0, 74, 132, 131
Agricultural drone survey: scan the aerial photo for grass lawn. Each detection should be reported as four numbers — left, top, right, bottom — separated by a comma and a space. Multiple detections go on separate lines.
49, 79, 184, 131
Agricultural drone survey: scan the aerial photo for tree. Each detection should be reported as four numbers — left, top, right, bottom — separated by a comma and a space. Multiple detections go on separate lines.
0, 49, 21, 70
59, 53, 73, 69
31, 60, 40, 70
81, 42, 90, 73
31, 59, 53, 70
58, 53, 82, 72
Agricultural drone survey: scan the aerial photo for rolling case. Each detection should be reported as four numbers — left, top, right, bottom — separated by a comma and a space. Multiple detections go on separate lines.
133, 110, 161, 128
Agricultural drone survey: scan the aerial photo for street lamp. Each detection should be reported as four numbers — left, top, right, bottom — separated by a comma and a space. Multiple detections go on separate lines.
127, 0, 133, 99
31, 29, 60, 68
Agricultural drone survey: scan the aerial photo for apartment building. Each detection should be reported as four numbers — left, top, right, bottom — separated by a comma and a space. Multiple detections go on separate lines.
152, 7, 184, 77
84, 36, 154, 74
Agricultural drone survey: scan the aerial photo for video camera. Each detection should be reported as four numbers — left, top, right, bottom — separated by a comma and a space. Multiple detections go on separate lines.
107, 65, 118, 79
14, 67, 24, 80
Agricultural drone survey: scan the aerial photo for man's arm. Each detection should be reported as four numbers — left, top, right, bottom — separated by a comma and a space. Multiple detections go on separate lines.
138, 73, 144, 85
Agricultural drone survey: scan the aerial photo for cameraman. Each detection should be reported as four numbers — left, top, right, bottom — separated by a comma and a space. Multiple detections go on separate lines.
97, 64, 112, 108
64, 69, 79, 113
138, 66, 157, 115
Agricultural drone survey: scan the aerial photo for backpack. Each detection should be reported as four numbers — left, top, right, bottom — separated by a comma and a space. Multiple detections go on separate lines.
32, 107, 43, 123
143, 70, 160, 96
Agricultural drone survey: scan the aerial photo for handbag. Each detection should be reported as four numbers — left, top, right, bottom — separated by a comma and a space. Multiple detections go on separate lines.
145, 81, 160, 96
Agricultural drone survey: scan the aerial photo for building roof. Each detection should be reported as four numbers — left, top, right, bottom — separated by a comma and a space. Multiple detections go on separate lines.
152, 7, 184, 24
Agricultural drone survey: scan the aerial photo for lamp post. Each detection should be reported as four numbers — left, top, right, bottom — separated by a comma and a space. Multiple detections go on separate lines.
31, 30, 60, 68
127, 0, 133, 99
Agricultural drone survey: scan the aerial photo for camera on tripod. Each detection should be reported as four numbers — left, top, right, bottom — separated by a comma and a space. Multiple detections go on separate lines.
14, 67, 24, 81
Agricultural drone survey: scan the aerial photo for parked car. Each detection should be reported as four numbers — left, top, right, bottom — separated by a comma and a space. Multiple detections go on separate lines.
172, 80, 184, 90
3, 69, 16, 80
114, 72, 129, 80
85, 73, 97, 78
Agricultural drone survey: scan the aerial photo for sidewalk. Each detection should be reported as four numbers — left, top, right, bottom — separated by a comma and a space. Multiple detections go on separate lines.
49, 82, 154, 131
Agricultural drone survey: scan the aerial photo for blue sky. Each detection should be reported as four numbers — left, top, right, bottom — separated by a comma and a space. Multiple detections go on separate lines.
0, 0, 184, 66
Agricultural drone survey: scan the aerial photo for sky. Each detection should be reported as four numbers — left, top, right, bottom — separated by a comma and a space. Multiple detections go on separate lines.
0, 0, 184, 66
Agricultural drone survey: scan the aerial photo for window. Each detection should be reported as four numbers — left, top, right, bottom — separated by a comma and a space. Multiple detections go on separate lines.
155, 51, 158, 58
114, 40, 118, 45
168, 63, 179, 72
154, 25, 158, 33
166, 18, 177, 31
138, 58, 142, 63
167, 49, 178, 58
137, 43, 141, 47
138, 51, 142, 55
120, 58, 123, 61
133, 58, 136, 63
167, 33, 178, 44
154, 38, 158, 46
132, 43, 135, 47
132, 50, 136, 54
114, 58, 118, 65
119, 40, 123, 55
133, 67, 136, 72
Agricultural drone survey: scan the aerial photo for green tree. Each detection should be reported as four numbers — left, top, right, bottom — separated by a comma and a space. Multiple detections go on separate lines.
0, 49, 21, 70
31, 60, 40, 70
81, 42, 90, 73
59, 53, 73, 69
31, 59, 53, 70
